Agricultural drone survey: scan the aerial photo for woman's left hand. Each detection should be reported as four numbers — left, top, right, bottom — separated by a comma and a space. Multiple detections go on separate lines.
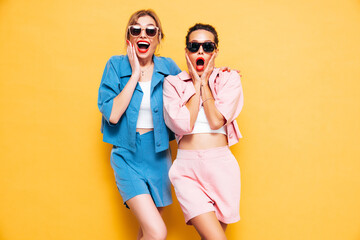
201, 52, 217, 84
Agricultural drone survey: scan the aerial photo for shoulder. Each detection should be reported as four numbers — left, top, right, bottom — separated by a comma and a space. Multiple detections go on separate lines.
156, 56, 177, 66
164, 71, 190, 92
217, 69, 241, 86
164, 71, 181, 86
165, 71, 190, 83
107, 55, 128, 65
155, 56, 180, 75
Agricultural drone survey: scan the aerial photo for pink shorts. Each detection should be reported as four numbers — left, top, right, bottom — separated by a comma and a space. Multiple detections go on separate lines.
169, 146, 241, 224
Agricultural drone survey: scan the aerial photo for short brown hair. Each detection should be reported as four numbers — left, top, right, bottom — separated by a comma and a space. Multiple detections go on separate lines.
125, 9, 164, 42
185, 23, 219, 46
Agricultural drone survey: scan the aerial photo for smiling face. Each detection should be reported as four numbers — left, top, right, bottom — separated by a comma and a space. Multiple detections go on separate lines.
128, 15, 160, 60
186, 29, 218, 76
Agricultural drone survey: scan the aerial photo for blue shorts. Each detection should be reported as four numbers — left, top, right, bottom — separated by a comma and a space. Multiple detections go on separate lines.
110, 131, 172, 208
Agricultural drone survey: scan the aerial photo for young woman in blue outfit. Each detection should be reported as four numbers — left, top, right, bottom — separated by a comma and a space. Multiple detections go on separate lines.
97, 9, 181, 240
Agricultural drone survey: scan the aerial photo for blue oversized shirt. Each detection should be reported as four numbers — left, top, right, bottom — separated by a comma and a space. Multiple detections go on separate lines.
98, 55, 181, 153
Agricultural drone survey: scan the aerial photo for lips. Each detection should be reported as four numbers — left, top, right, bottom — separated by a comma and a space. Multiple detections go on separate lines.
196, 57, 205, 71
137, 40, 150, 53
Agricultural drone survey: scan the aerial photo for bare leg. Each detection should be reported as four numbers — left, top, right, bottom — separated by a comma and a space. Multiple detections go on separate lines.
220, 221, 228, 232
190, 212, 227, 240
127, 194, 167, 240
137, 207, 165, 240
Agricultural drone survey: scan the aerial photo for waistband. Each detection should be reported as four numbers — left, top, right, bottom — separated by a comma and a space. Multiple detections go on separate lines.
176, 146, 232, 160
136, 130, 154, 142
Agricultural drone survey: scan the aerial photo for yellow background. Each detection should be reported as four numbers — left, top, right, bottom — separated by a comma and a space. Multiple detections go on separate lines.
1, 0, 360, 239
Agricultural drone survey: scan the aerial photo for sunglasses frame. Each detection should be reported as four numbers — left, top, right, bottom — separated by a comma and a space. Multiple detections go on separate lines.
128, 25, 159, 38
186, 41, 217, 53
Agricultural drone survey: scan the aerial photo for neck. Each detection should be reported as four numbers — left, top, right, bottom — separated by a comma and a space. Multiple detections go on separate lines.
138, 56, 153, 67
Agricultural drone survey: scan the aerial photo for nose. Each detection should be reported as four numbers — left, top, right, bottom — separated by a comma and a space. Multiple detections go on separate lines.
139, 28, 147, 38
198, 45, 204, 54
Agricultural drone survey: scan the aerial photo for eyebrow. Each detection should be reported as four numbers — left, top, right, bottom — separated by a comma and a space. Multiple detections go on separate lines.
134, 23, 156, 27
189, 40, 214, 43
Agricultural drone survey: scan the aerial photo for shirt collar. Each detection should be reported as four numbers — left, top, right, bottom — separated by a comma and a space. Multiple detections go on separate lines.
177, 68, 220, 82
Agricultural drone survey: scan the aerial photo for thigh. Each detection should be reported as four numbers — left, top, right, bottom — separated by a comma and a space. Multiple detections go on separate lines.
190, 212, 227, 240
126, 194, 166, 233
220, 221, 228, 232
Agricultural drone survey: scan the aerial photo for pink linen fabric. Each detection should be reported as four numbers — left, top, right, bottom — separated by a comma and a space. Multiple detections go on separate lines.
163, 68, 244, 146
169, 146, 241, 224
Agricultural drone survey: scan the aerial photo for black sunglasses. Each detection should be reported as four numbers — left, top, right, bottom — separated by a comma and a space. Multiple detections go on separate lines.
128, 25, 159, 38
186, 42, 217, 53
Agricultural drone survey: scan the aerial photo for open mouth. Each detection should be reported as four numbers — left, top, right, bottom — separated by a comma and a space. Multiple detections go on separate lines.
196, 57, 205, 71
137, 41, 150, 53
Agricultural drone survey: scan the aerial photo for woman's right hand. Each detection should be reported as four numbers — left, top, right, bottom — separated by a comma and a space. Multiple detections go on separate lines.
185, 53, 201, 83
126, 40, 141, 79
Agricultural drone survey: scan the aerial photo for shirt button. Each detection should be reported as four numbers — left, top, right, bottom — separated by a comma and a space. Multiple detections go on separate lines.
156, 142, 160, 147
154, 108, 158, 113
229, 133, 233, 138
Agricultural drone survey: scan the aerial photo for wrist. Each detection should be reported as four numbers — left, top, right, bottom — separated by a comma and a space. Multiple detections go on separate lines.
131, 71, 141, 81
202, 97, 215, 104
194, 81, 201, 89
200, 81, 209, 90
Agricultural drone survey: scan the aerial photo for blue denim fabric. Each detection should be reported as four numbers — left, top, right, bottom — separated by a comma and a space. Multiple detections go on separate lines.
110, 131, 173, 208
98, 55, 180, 152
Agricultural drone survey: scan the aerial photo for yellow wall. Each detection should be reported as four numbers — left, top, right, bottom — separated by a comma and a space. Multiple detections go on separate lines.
1, 0, 360, 239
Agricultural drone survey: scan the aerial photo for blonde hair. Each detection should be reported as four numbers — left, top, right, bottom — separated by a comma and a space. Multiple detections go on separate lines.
125, 9, 164, 43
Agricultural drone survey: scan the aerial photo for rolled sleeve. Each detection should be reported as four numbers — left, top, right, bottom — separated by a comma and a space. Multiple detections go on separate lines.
214, 71, 243, 124
98, 58, 121, 126
163, 76, 195, 135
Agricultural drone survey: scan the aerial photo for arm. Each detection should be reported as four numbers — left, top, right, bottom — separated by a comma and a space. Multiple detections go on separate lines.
185, 82, 201, 130
163, 76, 196, 135
184, 54, 202, 130
102, 41, 141, 125
199, 53, 227, 130
213, 70, 243, 124
201, 82, 226, 130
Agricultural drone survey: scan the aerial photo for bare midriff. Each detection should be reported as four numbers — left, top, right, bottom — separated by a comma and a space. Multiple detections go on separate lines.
136, 128, 154, 135
178, 133, 228, 150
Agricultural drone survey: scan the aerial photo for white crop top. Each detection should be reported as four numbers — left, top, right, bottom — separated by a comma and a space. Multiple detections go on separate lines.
185, 106, 226, 135
136, 81, 154, 129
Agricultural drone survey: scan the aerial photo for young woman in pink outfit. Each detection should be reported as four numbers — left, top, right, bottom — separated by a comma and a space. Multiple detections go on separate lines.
163, 23, 244, 240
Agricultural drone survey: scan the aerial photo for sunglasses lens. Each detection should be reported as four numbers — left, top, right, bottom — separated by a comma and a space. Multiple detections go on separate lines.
129, 26, 141, 36
203, 42, 215, 53
187, 42, 216, 53
146, 27, 157, 37
187, 42, 200, 52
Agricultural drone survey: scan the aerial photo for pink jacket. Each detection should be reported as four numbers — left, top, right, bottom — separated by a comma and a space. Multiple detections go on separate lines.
163, 68, 244, 146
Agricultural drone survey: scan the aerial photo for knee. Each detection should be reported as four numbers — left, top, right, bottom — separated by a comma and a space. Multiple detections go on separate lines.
143, 225, 167, 240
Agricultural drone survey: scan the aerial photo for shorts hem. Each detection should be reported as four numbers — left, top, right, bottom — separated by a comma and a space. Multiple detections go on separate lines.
185, 208, 216, 225
154, 200, 173, 208
123, 192, 150, 209
123, 193, 173, 209
185, 210, 241, 225
216, 215, 241, 224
